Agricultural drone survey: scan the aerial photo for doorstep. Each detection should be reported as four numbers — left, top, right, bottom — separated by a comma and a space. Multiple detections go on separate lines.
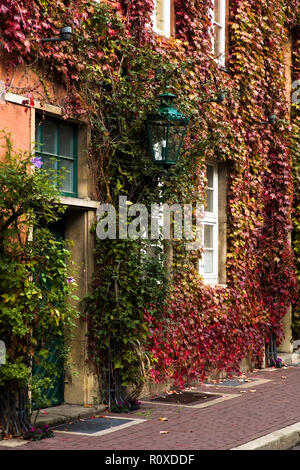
31, 403, 106, 428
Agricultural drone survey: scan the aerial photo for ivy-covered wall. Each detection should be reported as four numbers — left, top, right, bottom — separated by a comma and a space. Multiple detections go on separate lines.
0, 0, 299, 404
291, 23, 300, 339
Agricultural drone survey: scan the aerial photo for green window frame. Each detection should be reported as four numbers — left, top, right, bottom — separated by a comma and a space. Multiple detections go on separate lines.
35, 114, 78, 198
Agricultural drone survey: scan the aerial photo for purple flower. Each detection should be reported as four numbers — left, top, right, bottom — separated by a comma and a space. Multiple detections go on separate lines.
31, 156, 43, 169
67, 276, 75, 283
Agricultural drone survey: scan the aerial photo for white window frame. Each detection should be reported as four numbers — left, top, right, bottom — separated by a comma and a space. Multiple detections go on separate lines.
210, 0, 226, 66
152, 0, 171, 38
199, 163, 219, 285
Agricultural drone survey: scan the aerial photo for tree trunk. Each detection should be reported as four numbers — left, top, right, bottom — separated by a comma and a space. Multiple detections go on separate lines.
0, 382, 31, 437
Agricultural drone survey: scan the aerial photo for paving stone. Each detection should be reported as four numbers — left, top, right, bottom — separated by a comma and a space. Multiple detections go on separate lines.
1, 367, 300, 450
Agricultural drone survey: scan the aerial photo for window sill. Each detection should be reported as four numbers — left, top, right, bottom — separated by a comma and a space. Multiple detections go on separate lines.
202, 280, 227, 289
59, 196, 99, 210
152, 28, 171, 39
208, 283, 227, 289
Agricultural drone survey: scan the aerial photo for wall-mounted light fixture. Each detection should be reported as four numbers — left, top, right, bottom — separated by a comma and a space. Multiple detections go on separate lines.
41, 26, 73, 43
145, 90, 190, 167
145, 85, 227, 168
255, 114, 277, 125
203, 91, 226, 103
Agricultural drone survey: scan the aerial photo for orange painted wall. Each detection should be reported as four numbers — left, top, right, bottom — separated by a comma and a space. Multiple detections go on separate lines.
0, 51, 66, 106
0, 102, 31, 160
0, 51, 67, 162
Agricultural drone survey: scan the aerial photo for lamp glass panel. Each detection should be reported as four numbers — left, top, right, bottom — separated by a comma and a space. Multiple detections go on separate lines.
167, 122, 186, 163
149, 123, 167, 162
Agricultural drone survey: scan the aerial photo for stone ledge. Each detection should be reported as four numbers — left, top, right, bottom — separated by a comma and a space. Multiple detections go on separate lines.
59, 196, 99, 210
0, 438, 28, 448
31, 403, 106, 428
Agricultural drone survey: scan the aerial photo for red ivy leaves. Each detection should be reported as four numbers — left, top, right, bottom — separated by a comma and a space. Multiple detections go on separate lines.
0, 0, 55, 62
1, 0, 298, 386
143, 0, 298, 386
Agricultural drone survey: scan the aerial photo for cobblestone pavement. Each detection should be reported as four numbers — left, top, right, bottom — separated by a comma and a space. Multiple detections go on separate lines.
1, 365, 300, 451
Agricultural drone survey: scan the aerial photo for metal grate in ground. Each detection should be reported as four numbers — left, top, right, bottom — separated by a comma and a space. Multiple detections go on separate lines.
212, 378, 258, 387
148, 391, 222, 405
204, 377, 271, 388
53, 416, 145, 436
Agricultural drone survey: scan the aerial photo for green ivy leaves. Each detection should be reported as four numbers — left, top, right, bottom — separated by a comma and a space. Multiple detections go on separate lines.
0, 135, 79, 413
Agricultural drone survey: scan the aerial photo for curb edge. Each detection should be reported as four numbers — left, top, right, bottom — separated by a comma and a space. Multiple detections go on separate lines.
231, 422, 300, 450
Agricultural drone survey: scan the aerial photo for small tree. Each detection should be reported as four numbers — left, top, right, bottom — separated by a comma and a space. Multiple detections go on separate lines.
0, 133, 79, 437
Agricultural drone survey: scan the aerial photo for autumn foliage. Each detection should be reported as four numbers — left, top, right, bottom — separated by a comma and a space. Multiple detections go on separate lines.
0, 0, 298, 390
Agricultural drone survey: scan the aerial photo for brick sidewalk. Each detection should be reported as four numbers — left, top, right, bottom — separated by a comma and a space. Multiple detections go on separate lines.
2, 365, 300, 450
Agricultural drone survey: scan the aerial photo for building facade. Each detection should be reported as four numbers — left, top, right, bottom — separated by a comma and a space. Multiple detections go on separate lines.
0, 0, 298, 406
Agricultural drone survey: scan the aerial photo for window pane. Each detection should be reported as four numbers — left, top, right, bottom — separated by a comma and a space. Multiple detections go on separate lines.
41, 156, 57, 186
214, 24, 221, 56
153, 0, 170, 37
204, 225, 213, 248
35, 117, 77, 196
204, 250, 213, 273
42, 120, 57, 155
42, 155, 57, 171
214, 0, 221, 24
156, 0, 164, 28
206, 165, 214, 188
205, 188, 214, 212
35, 125, 41, 153
59, 123, 74, 157
59, 159, 73, 193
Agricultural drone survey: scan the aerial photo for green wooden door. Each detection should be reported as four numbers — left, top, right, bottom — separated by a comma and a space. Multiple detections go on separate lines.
32, 220, 65, 407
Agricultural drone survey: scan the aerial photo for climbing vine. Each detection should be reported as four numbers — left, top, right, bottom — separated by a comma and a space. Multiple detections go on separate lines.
0, 134, 79, 435
291, 20, 300, 338
0, 0, 298, 404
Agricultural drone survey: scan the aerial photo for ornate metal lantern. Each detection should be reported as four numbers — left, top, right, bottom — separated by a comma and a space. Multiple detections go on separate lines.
146, 91, 190, 166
